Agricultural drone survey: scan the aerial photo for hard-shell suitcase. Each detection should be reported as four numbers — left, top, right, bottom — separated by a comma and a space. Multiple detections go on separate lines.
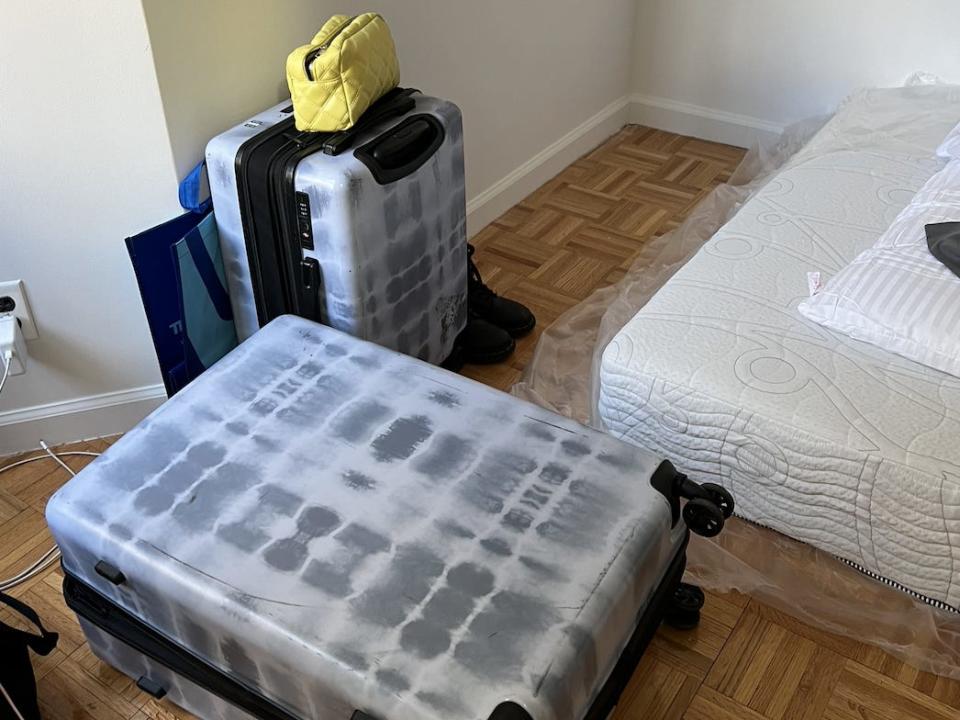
48, 316, 731, 720
206, 89, 468, 364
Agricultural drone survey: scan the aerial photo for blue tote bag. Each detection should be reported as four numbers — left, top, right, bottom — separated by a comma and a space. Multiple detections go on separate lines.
126, 163, 238, 396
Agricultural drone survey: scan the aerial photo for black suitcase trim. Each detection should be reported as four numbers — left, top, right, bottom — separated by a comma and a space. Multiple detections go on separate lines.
580, 530, 689, 720
63, 530, 688, 720
62, 571, 299, 720
234, 113, 304, 328
233, 88, 420, 329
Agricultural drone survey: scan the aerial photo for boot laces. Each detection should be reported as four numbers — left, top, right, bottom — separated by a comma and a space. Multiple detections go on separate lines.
467, 245, 496, 302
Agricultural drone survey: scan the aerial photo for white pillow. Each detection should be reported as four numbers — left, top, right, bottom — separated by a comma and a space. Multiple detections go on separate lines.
938, 121, 960, 159
798, 161, 960, 377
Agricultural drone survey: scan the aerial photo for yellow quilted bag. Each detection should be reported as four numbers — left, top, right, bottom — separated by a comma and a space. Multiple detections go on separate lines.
286, 13, 400, 133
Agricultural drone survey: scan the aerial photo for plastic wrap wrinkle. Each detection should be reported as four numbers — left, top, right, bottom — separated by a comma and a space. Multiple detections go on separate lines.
689, 519, 960, 679
512, 96, 960, 678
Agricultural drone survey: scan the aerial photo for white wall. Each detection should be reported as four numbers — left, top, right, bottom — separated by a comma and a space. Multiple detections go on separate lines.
0, 1, 637, 453
142, 0, 339, 181
143, 0, 638, 229
631, 0, 960, 146
0, 1, 180, 451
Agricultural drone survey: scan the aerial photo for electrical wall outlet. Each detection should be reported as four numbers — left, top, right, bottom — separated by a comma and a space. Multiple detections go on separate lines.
0, 280, 38, 340
0, 314, 27, 375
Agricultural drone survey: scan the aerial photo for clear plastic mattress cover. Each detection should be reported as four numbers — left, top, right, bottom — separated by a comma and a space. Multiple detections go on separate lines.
513, 78, 960, 678
47, 316, 686, 720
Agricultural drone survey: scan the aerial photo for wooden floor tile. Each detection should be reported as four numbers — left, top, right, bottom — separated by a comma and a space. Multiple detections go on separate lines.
823, 661, 960, 720
704, 608, 849, 719
38, 657, 142, 720
678, 137, 748, 165
138, 698, 202, 719
543, 183, 621, 220
651, 590, 747, 681
579, 164, 642, 197
476, 228, 557, 275
0, 485, 26, 523
684, 686, 770, 720
528, 250, 614, 301
565, 224, 649, 264
613, 652, 700, 720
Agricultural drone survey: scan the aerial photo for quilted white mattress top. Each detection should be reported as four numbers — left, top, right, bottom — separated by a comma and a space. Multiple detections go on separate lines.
600, 85, 960, 607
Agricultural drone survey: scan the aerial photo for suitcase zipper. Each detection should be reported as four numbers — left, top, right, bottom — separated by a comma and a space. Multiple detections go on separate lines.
304, 15, 358, 80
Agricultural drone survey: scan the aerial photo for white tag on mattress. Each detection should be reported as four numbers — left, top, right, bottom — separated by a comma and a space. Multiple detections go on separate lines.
807, 271, 823, 297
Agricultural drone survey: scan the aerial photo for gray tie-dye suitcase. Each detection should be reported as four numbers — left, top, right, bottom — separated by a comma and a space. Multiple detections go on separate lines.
205, 89, 467, 365
47, 316, 732, 720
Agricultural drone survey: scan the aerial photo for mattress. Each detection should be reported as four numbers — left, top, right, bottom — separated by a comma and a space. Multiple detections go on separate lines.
599, 86, 960, 609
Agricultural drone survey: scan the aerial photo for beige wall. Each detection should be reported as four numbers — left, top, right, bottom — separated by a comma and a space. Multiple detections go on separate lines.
0, 1, 179, 446
632, 0, 960, 130
145, 0, 638, 207
142, 0, 337, 180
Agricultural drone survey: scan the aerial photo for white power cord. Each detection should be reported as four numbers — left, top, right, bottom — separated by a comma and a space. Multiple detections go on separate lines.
38, 439, 78, 474
0, 680, 26, 720
0, 312, 22, 390
0, 443, 99, 592
0, 355, 10, 396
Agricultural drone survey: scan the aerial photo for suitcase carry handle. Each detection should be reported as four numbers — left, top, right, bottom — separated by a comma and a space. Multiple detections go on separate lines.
321, 87, 419, 156
355, 114, 446, 185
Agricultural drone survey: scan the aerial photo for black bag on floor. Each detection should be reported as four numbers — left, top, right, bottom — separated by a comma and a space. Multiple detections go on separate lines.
0, 591, 59, 720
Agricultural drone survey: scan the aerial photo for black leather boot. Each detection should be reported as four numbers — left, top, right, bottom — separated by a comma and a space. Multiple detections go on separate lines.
467, 244, 536, 338
457, 315, 516, 364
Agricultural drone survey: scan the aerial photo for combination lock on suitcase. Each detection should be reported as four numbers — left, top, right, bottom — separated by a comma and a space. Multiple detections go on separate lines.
48, 316, 732, 720
207, 89, 468, 365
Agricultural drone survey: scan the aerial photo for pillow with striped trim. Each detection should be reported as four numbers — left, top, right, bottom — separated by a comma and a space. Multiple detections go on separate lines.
798, 160, 960, 378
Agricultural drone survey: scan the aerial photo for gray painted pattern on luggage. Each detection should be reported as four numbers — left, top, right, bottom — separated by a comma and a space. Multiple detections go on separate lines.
47, 317, 682, 720
206, 95, 467, 365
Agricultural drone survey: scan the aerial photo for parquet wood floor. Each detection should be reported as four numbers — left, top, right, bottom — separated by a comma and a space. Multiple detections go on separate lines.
2, 126, 958, 719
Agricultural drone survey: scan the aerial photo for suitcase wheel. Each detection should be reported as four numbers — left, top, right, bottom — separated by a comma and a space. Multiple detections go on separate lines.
683, 498, 725, 537
673, 582, 705, 612
664, 606, 701, 630
700, 483, 735, 519
664, 583, 704, 630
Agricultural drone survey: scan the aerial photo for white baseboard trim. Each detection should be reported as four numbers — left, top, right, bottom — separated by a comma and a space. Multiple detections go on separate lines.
0, 384, 165, 457
628, 93, 785, 149
466, 95, 631, 235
